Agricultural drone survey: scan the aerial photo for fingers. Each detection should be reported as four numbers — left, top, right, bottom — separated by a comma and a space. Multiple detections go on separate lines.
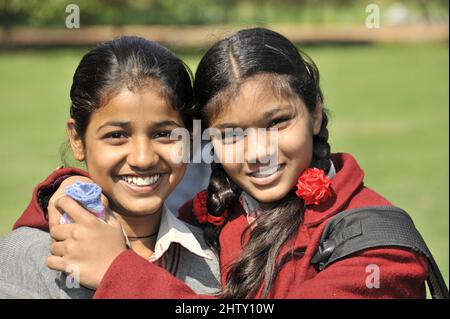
46, 255, 67, 272
49, 223, 75, 241
54, 196, 97, 225
50, 240, 66, 257
48, 194, 65, 230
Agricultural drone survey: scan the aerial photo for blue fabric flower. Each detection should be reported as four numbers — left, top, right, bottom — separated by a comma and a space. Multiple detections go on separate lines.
60, 180, 105, 224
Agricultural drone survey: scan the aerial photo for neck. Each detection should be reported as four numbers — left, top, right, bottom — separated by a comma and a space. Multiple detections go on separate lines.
242, 191, 277, 212
117, 213, 161, 238
110, 206, 163, 255
259, 202, 275, 211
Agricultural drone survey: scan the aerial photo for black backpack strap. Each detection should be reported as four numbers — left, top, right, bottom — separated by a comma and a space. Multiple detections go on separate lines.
311, 206, 449, 299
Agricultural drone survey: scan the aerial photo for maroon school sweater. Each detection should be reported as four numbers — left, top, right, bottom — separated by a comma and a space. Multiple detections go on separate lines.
14, 153, 428, 298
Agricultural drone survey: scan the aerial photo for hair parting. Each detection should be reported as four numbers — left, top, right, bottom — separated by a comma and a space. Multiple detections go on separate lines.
61, 36, 196, 164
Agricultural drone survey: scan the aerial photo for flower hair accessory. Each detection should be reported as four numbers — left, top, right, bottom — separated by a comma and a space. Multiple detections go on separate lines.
192, 190, 229, 227
295, 168, 332, 206
60, 180, 105, 224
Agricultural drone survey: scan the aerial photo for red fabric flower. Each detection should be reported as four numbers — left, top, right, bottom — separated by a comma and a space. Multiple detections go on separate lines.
192, 190, 228, 227
192, 191, 209, 224
295, 168, 332, 205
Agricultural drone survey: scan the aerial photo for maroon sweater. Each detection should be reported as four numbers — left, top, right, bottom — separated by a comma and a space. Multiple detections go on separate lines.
14, 153, 428, 298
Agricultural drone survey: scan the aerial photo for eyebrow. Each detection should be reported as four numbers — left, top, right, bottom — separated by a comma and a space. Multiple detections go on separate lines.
151, 120, 184, 129
262, 106, 292, 119
97, 120, 183, 132
215, 106, 292, 129
97, 121, 131, 132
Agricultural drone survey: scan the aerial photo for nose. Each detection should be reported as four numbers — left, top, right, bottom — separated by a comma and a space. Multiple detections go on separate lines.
127, 137, 159, 171
245, 128, 278, 165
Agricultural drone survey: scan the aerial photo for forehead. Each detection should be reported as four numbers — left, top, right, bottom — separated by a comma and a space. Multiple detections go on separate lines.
90, 86, 183, 124
209, 77, 303, 127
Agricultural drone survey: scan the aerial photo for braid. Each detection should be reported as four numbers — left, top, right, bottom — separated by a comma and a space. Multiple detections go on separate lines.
204, 162, 240, 252
312, 111, 331, 171
221, 194, 304, 298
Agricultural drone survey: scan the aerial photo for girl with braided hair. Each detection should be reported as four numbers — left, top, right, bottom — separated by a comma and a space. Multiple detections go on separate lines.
11, 28, 428, 298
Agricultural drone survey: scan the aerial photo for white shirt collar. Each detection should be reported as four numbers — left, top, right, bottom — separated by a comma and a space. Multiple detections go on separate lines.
327, 159, 337, 180
148, 204, 213, 262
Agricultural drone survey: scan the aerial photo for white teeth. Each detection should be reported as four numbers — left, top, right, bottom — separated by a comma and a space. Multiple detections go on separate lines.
150, 175, 159, 184
121, 174, 161, 186
255, 165, 280, 177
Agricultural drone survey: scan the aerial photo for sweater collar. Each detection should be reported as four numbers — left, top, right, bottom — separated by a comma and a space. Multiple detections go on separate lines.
278, 153, 365, 258
302, 153, 365, 226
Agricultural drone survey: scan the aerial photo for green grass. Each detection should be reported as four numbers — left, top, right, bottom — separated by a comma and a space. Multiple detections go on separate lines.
307, 43, 449, 289
0, 43, 448, 292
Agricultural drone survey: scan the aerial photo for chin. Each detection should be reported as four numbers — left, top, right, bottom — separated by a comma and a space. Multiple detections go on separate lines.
248, 187, 290, 204
115, 197, 164, 216
123, 205, 162, 216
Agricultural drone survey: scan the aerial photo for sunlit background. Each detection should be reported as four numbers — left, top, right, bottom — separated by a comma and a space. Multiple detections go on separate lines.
0, 0, 448, 296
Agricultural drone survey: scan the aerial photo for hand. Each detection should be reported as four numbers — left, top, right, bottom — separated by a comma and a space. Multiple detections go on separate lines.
48, 176, 98, 228
47, 196, 127, 289
47, 175, 118, 230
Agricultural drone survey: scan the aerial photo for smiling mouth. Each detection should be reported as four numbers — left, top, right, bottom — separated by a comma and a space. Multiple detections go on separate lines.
119, 174, 161, 187
247, 164, 286, 186
248, 164, 285, 178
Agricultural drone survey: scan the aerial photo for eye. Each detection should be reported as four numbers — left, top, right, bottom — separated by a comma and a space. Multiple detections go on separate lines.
102, 131, 128, 145
268, 116, 291, 128
104, 131, 128, 139
153, 130, 172, 139
222, 129, 244, 145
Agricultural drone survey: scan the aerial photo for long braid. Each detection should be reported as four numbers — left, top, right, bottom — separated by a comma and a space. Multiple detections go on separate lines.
204, 163, 240, 252
221, 192, 303, 298
312, 111, 331, 172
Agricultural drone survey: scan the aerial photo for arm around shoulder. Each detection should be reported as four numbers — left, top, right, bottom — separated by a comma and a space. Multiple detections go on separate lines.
13, 167, 89, 231
94, 250, 216, 299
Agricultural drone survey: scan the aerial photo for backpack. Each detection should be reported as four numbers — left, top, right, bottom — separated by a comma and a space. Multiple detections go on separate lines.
311, 206, 449, 299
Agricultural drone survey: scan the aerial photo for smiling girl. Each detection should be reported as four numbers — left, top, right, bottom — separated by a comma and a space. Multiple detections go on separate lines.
0, 36, 220, 298
11, 29, 439, 298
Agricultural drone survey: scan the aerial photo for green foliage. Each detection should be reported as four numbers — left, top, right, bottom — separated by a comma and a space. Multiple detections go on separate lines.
1, 0, 448, 26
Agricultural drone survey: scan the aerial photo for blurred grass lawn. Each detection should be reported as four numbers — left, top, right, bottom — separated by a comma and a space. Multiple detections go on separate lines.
0, 43, 448, 288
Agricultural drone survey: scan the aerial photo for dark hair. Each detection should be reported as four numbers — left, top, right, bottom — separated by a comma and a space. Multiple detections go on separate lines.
193, 28, 331, 298
69, 35, 195, 141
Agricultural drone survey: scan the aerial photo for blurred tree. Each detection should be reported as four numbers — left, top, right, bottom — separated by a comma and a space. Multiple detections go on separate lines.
98, 0, 129, 26
418, 0, 432, 23
1, 0, 13, 47
0, 0, 448, 27
221, 0, 240, 24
